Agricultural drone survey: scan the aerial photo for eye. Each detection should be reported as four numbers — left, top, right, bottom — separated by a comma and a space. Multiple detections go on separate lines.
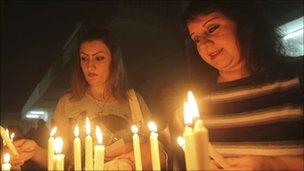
207, 24, 220, 34
192, 36, 200, 44
95, 56, 105, 61
80, 56, 88, 62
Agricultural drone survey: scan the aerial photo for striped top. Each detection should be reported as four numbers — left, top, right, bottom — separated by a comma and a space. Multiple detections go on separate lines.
197, 75, 303, 157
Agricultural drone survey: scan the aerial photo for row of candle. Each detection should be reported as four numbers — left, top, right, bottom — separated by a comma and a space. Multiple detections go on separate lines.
47, 118, 161, 171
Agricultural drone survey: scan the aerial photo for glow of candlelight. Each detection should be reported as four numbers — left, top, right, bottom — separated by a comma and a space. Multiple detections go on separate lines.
187, 91, 200, 119
148, 121, 157, 132
50, 127, 57, 137
3, 153, 10, 163
177, 136, 185, 148
184, 102, 193, 125
95, 126, 103, 145
131, 125, 138, 134
74, 125, 79, 137
10, 133, 15, 141
86, 117, 91, 135
54, 137, 63, 154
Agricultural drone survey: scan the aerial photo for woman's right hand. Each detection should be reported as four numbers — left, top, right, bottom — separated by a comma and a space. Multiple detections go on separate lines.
8, 139, 40, 166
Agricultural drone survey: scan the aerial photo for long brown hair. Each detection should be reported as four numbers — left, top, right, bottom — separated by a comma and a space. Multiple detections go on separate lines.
69, 26, 129, 102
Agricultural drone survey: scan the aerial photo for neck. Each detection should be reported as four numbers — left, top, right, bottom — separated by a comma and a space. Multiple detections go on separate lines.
88, 85, 109, 101
218, 65, 250, 83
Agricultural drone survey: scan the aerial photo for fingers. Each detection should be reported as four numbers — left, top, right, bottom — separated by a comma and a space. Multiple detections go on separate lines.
210, 160, 222, 170
13, 139, 26, 147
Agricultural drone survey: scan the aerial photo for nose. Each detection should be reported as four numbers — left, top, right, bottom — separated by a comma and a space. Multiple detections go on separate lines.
197, 34, 213, 49
88, 58, 95, 71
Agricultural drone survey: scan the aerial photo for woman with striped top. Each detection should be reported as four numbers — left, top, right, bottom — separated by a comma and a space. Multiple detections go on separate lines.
172, 1, 303, 170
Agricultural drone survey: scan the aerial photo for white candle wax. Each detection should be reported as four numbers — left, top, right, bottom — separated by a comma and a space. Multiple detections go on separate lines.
85, 117, 93, 170
194, 119, 210, 170
2, 153, 11, 171
74, 125, 82, 170
94, 126, 104, 171
131, 125, 142, 170
54, 137, 65, 171
148, 121, 160, 170
48, 127, 57, 171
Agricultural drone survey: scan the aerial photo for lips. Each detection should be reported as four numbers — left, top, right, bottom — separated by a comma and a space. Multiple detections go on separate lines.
209, 48, 223, 60
88, 73, 98, 77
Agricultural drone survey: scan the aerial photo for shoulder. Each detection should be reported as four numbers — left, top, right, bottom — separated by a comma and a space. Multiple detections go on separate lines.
57, 93, 73, 104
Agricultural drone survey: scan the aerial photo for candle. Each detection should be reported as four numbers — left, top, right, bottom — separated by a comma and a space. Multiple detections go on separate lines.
85, 117, 93, 170
0, 126, 19, 156
74, 125, 82, 170
54, 137, 65, 171
48, 127, 57, 171
188, 91, 210, 170
3, 129, 9, 146
94, 126, 105, 170
176, 136, 185, 150
183, 101, 198, 170
131, 125, 142, 170
1, 153, 11, 171
10, 133, 15, 142
148, 121, 160, 170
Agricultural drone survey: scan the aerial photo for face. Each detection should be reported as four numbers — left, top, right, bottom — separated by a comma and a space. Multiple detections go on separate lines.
79, 40, 112, 87
187, 12, 245, 73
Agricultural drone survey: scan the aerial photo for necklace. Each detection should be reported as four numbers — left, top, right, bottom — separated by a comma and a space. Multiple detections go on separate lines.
86, 91, 111, 114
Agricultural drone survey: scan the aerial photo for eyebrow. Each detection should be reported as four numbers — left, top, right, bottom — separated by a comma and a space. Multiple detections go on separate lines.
190, 16, 218, 37
80, 51, 105, 56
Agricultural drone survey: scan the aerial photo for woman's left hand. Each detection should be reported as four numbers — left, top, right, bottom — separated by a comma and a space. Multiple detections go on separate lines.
105, 141, 132, 161
223, 156, 270, 170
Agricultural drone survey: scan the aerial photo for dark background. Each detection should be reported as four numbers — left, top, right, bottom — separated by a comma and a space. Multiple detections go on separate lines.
1, 1, 303, 119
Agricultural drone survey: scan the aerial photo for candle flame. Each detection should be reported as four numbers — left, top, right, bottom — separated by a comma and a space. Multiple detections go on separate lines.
74, 125, 79, 137
86, 117, 91, 135
177, 136, 185, 148
54, 137, 63, 154
187, 91, 200, 119
50, 127, 57, 137
183, 101, 193, 125
131, 125, 138, 134
148, 121, 157, 132
10, 133, 15, 141
5, 129, 9, 137
3, 153, 10, 163
95, 126, 103, 144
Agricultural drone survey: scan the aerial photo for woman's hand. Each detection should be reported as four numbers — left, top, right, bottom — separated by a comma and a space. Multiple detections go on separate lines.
8, 139, 40, 166
105, 141, 132, 161
210, 155, 294, 170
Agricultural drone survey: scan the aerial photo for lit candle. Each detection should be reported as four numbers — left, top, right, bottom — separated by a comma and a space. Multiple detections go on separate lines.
176, 136, 185, 151
131, 125, 142, 170
3, 129, 9, 146
54, 137, 65, 171
48, 127, 57, 171
0, 126, 18, 156
74, 125, 81, 170
148, 121, 160, 171
10, 133, 15, 142
85, 117, 93, 170
94, 126, 105, 170
183, 101, 198, 170
188, 91, 210, 170
1, 153, 11, 171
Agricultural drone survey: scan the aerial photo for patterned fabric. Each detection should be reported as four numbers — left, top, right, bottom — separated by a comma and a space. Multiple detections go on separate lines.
197, 76, 304, 157
52, 89, 151, 152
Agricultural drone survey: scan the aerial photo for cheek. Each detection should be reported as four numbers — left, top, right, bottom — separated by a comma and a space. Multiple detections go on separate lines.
197, 46, 211, 63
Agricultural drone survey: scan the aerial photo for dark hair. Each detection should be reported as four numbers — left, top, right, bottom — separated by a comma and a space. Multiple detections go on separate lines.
183, 1, 288, 81
69, 26, 129, 102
